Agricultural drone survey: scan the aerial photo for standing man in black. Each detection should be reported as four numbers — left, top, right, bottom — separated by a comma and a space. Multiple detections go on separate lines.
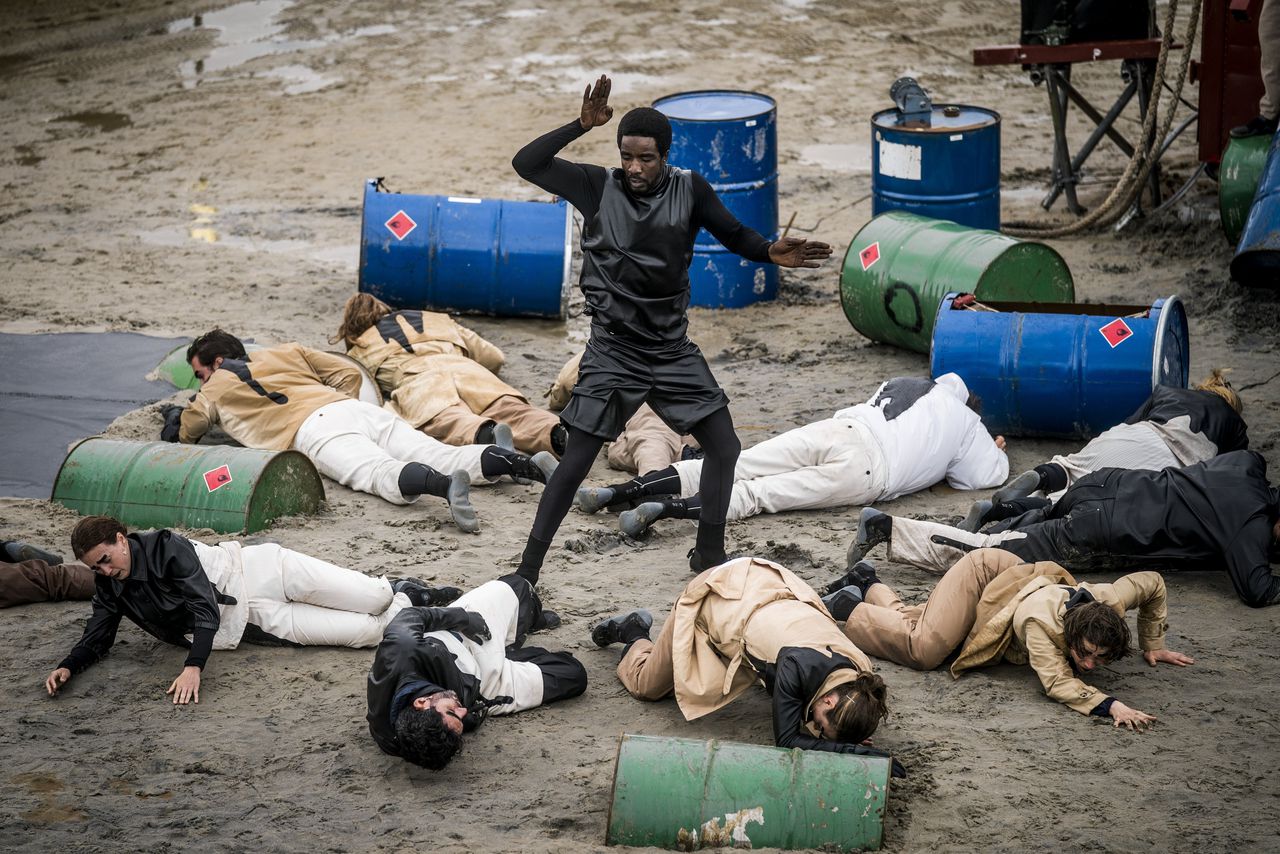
511, 74, 832, 576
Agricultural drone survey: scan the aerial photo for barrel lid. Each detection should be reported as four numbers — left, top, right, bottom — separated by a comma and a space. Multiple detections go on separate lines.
653, 90, 776, 121
872, 105, 999, 133
1151, 294, 1190, 389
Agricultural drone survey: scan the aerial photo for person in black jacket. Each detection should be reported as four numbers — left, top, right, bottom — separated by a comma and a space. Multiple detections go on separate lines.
961, 372, 1247, 531
848, 450, 1280, 607
366, 573, 586, 770
45, 516, 456, 704
509, 74, 832, 579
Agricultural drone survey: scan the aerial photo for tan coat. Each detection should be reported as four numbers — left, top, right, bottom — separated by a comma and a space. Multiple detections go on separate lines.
181, 343, 360, 450
346, 312, 522, 428
952, 570, 1169, 715
670, 557, 873, 720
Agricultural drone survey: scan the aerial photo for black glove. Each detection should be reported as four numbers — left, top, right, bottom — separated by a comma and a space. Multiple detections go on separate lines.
445, 608, 491, 644
160, 404, 185, 442
841, 742, 906, 779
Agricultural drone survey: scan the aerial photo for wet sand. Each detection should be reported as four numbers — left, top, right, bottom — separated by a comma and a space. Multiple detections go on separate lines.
1, 1, 1279, 851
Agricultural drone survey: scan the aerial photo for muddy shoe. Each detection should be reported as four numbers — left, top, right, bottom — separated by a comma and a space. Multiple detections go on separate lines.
992, 470, 1041, 505
492, 422, 516, 451
391, 578, 463, 607
531, 451, 558, 483
823, 560, 880, 597
847, 508, 891, 568
590, 609, 653, 647
1, 540, 65, 565
446, 471, 479, 533
619, 501, 665, 538
576, 486, 618, 514
959, 499, 993, 533
533, 609, 561, 633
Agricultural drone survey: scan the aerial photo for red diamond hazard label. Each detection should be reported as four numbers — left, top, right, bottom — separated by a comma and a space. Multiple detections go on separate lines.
203, 464, 233, 492
385, 210, 417, 241
859, 241, 881, 271
1098, 318, 1133, 348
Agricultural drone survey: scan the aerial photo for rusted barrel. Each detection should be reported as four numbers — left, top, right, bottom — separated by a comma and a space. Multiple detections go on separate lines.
606, 733, 890, 851
52, 439, 324, 534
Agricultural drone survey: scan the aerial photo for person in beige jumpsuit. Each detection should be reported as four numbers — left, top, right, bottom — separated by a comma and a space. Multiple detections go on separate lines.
334, 294, 565, 456
833, 548, 1194, 730
592, 557, 898, 769
546, 350, 699, 477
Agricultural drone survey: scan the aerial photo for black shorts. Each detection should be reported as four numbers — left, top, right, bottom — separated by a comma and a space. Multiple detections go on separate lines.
560, 329, 729, 440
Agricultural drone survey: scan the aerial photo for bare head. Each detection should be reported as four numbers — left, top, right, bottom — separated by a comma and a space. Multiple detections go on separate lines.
186, 329, 247, 383
1194, 369, 1242, 414
1062, 601, 1132, 673
811, 672, 889, 744
332, 293, 393, 348
71, 515, 131, 581
616, 107, 671, 194
393, 690, 467, 770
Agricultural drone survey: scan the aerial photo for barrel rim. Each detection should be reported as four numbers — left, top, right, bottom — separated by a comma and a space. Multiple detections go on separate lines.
652, 89, 777, 122
871, 104, 1001, 133
1150, 294, 1189, 391
560, 200, 573, 321
245, 448, 325, 532
49, 435, 101, 501
324, 351, 385, 406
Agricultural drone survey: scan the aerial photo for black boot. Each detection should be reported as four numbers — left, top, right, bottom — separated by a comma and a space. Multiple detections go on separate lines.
846, 508, 891, 568
481, 446, 557, 484
821, 585, 864, 621
590, 610, 653, 647
390, 578, 463, 607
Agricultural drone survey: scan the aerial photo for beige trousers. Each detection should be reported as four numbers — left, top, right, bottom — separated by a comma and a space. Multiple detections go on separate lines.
616, 607, 679, 701
424, 394, 562, 455
842, 549, 1022, 670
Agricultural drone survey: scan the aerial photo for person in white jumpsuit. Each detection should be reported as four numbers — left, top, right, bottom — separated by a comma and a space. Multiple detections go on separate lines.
575, 374, 1008, 538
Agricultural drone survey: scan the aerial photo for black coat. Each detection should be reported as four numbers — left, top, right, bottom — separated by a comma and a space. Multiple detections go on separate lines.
365, 607, 483, 757
1055, 450, 1280, 606
58, 531, 222, 674
1124, 385, 1249, 455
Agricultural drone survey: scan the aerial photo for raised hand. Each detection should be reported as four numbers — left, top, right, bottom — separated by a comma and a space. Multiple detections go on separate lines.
768, 236, 833, 269
580, 74, 614, 130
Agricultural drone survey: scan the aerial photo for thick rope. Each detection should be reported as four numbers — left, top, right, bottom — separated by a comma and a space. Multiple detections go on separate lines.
1003, 0, 1203, 238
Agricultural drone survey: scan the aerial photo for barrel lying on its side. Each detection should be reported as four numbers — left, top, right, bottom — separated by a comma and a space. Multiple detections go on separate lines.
930, 293, 1190, 439
359, 179, 573, 318
1230, 128, 1280, 286
606, 733, 890, 852
840, 212, 1075, 354
52, 439, 325, 534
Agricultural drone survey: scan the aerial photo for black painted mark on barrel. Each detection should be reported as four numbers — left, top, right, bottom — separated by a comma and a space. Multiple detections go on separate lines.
883, 282, 923, 333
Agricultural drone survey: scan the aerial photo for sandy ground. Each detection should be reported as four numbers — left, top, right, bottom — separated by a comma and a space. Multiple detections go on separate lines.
2, 0, 1279, 851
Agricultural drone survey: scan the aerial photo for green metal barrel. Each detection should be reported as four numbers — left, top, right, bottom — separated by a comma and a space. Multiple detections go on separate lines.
52, 438, 324, 534
1220, 135, 1271, 245
606, 734, 891, 852
840, 212, 1075, 354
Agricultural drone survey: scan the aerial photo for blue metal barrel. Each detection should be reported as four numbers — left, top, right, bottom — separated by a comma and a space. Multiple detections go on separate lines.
358, 179, 573, 319
653, 91, 778, 308
1230, 127, 1280, 287
872, 105, 1001, 230
930, 293, 1190, 439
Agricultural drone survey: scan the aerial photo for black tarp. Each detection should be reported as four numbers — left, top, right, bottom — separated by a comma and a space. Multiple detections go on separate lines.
0, 332, 186, 498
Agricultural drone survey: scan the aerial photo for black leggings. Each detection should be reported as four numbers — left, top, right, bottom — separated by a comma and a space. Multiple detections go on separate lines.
518, 407, 740, 580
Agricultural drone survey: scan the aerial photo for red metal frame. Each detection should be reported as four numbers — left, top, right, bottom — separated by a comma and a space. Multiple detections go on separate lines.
1194, 0, 1265, 164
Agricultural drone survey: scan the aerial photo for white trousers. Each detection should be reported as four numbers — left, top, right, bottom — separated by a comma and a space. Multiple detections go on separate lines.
674, 417, 889, 521
887, 517, 1026, 574
432, 580, 545, 715
292, 399, 487, 504
231, 543, 409, 647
